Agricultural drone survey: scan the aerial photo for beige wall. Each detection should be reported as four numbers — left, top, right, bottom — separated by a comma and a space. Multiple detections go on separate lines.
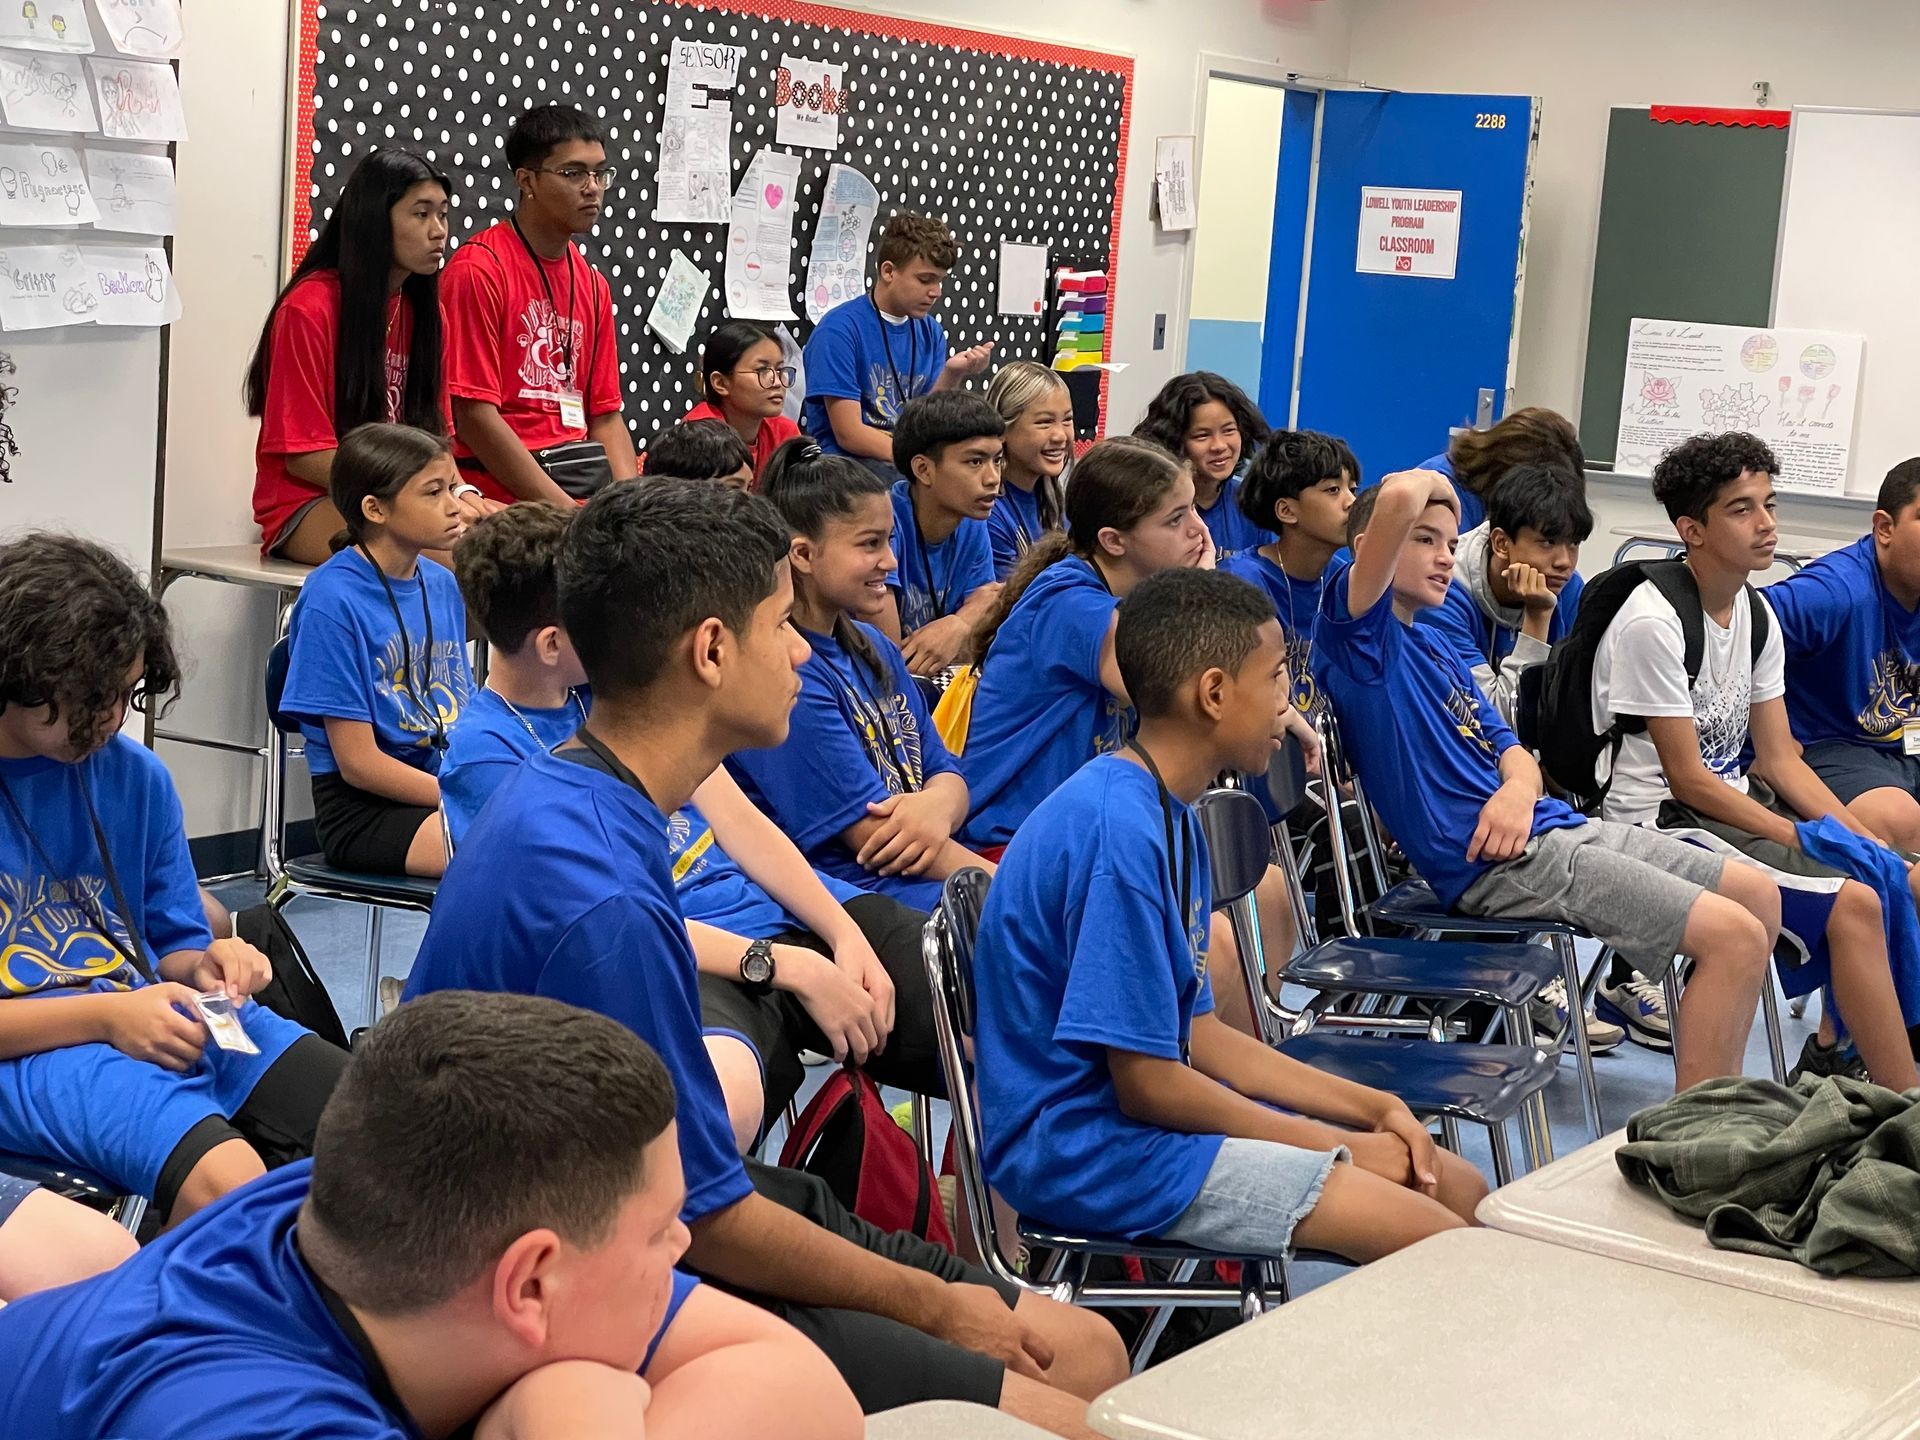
160, 0, 1353, 838
1188, 76, 1287, 324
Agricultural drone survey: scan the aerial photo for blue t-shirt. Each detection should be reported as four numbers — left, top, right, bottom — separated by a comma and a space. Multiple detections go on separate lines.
960, 554, 1134, 847
439, 686, 589, 843
986, 480, 1052, 582
801, 297, 945, 453
729, 621, 962, 910
0, 736, 209, 998
1766, 534, 1920, 751
1313, 569, 1584, 907
974, 755, 1219, 1238
1219, 549, 1330, 722
282, 550, 474, 777
665, 798, 861, 935
0, 1161, 696, 1440
1197, 473, 1266, 563
888, 479, 996, 632
1356, 450, 1484, 535
403, 749, 752, 1223
1417, 568, 1586, 668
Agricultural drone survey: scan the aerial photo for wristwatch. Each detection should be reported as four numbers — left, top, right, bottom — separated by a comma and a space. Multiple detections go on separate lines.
739, 938, 776, 996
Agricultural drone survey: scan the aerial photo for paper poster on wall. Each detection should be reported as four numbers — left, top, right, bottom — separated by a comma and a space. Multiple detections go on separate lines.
996, 240, 1047, 316
1616, 318, 1864, 496
0, 242, 90, 330
0, 4, 95, 53
775, 56, 845, 151
803, 163, 876, 322
727, 148, 800, 320
654, 39, 742, 224
82, 243, 178, 326
83, 147, 174, 233
89, 57, 186, 141
0, 142, 96, 226
1153, 136, 1196, 231
647, 249, 710, 354
0, 49, 96, 130
0, 350, 20, 483
1355, 186, 1462, 279
94, 0, 183, 59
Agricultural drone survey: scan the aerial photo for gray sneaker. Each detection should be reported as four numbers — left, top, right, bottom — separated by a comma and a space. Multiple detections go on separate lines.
1528, 978, 1625, 1054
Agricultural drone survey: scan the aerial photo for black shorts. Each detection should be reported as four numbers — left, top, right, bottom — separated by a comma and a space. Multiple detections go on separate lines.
1803, 739, 1920, 807
153, 1034, 349, 1217
310, 770, 434, 875
699, 1157, 1014, 1413
697, 893, 944, 1117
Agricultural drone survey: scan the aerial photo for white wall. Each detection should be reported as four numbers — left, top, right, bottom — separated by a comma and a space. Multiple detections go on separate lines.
1347, 0, 1920, 564
158, 0, 1354, 839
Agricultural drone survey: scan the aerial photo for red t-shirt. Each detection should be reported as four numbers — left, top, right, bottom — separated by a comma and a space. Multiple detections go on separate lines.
440, 220, 624, 502
252, 271, 417, 552
681, 400, 801, 482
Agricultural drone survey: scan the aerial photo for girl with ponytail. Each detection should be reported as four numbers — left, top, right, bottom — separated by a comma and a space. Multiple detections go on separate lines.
984, 361, 1073, 581
958, 435, 1212, 850
731, 438, 994, 907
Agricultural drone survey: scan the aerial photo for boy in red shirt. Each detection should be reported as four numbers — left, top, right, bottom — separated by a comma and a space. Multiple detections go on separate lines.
442, 104, 638, 505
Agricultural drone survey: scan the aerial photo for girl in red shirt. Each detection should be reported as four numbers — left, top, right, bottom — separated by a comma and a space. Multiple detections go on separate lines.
246, 150, 487, 563
683, 320, 801, 486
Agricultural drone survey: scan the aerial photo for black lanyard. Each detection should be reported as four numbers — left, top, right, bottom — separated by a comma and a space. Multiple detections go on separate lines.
870, 296, 919, 418
904, 500, 957, 623
564, 724, 655, 807
1126, 740, 1202, 1062
0, 767, 156, 985
824, 635, 917, 790
358, 547, 447, 751
512, 216, 581, 388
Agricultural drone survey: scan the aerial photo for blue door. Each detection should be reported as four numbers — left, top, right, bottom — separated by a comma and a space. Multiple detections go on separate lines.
1266, 90, 1536, 487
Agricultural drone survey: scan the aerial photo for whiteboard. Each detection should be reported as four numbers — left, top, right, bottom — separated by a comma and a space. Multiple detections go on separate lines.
1772, 107, 1920, 502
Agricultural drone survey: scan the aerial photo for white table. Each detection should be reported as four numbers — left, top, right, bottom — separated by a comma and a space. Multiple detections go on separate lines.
1478, 1129, 1920, 1331
865, 1401, 1054, 1438
1088, 1229, 1920, 1440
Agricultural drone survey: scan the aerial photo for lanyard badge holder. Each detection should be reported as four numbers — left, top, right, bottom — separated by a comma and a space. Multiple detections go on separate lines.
512, 217, 616, 498
359, 546, 449, 753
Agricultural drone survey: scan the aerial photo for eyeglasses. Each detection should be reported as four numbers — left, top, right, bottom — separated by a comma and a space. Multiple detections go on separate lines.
534, 165, 619, 190
735, 363, 797, 388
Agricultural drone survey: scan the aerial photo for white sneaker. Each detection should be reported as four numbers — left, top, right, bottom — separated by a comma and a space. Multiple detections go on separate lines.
1595, 972, 1673, 1053
1529, 978, 1625, 1054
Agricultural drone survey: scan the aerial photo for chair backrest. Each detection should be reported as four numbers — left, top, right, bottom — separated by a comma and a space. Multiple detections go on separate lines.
1264, 730, 1310, 823
1195, 786, 1270, 911
923, 868, 1028, 1288
1315, 709, 1393, 936
264, 635, 297, 735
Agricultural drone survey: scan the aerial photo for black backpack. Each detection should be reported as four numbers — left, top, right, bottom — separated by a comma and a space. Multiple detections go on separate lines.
233, 902, 350, 1051
1532, 559, 1769, 806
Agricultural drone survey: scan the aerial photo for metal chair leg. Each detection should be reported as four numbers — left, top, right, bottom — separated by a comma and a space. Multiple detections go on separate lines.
1663, 968, 1685, 1065
363, 907, 385, 1033
1760, 977, 1788, 1083
1128, 1257, 1200, 1373
1488, 1117, 1517, 1186
1508, 1001, 1554, 1170
114, 1193, 149, 1235
1553, 933, 1604, 1140
1438, 1115, 1462, 1156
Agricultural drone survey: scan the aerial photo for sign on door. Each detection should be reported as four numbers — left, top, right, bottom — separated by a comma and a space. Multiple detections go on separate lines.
1355, 186, 1463, 279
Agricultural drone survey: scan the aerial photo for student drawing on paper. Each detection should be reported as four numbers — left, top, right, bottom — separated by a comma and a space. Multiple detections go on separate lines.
142, 257, 163, 303
1777, 374, 1793, 419
1635, 373, 1679, 421
1823, 383, 1842, 419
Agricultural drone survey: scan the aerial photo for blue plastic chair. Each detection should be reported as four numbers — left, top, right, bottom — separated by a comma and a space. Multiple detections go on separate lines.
264, 636, 438, 1034
0, 1153, 147, 1235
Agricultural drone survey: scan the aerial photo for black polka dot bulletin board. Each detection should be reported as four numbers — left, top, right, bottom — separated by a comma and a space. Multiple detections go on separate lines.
288, 0, 1133, 441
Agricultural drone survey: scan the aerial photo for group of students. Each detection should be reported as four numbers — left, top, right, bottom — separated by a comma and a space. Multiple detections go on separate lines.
4, 90, 1920, 1440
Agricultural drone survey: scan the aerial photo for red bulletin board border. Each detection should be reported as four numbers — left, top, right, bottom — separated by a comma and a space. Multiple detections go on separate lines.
1650, 105, 1789, 129
288, 0, 1135, 426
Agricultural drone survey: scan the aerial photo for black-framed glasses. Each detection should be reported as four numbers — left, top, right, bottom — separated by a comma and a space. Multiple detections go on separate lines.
534, 164, 619, 190
737, 363, 797, 388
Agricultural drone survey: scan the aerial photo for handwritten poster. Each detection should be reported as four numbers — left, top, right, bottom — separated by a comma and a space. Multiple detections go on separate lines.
1153, 136, 1196, 231
84, 147, 174, 233
775, 56, 845, 151
94, 0, 182, 59
654, 39, 741, 224
0, 243, 89, 330
0, 142, 95, 226
803, 163, 876, 322
89, 57, 185, 141
83, 243, 178, 326
646, 249, 710, 354
0, 49, 96, 130
1356, 186, 1462, 279
0, 4, 96, 53
1617, 318, 1865, 496
726, 148, 800, 321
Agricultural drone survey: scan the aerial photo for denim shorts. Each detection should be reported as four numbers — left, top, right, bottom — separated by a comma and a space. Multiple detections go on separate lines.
0, 1170, 35, 1227
1155, 1137, 1347, 1259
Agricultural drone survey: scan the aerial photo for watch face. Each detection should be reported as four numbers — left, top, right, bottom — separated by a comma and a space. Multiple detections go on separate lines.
742, 946, 774, 984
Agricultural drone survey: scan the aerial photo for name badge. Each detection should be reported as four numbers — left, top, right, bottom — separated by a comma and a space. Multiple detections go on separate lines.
558, 390, 586, 430
1904, 723, 1920, 757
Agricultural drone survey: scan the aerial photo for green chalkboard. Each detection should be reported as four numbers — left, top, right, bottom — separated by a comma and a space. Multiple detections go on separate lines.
1580, 109, 1790, 465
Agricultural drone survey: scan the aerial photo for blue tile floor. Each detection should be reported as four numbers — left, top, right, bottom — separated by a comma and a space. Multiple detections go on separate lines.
219, 880, 1818, 1299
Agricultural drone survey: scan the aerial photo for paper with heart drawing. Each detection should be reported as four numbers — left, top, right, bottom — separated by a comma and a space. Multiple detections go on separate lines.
725, 147, 800, 321
804, 163, 876, 323
89, 56, 186, 141
0, 48, 96, 130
